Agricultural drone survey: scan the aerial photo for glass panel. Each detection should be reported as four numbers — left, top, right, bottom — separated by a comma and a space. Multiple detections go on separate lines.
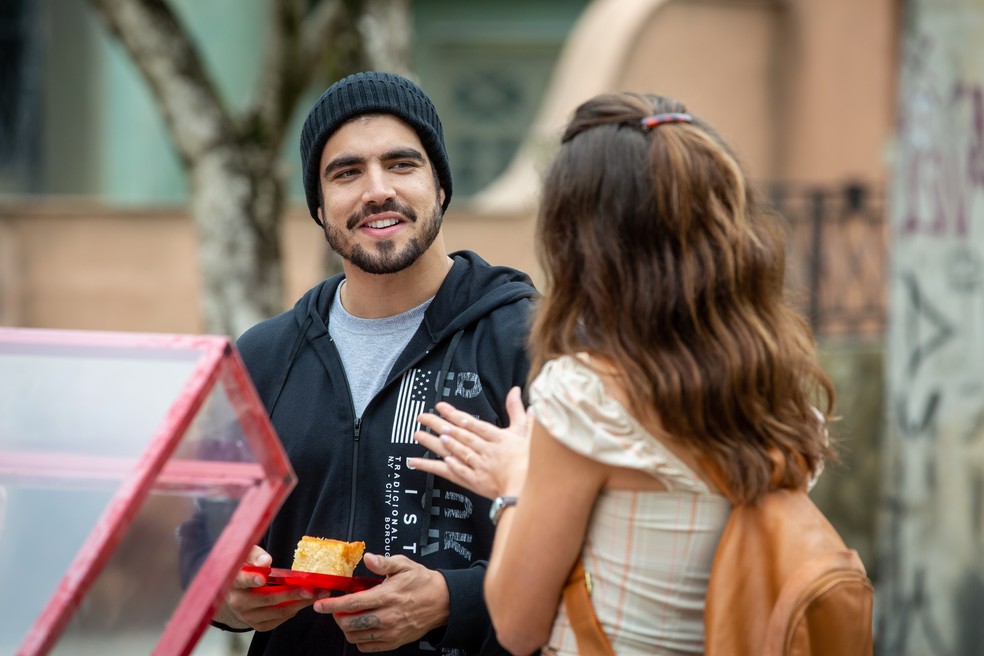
173, 373, 256, 466
171, 379, 260, 587
43, 372, 261, 654
49, 493, 222, 656
0, 483, 115, 654
0, 342, 201, 653
0, 331, 292, 655
0, 343, 200, 457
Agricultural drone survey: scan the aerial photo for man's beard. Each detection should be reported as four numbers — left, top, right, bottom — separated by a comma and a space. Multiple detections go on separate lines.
322, 197, 443, 275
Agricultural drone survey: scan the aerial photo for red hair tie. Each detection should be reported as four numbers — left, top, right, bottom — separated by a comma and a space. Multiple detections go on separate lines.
640, 112, 693, 130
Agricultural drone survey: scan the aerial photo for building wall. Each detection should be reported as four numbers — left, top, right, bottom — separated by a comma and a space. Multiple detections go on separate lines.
414, 0, 590, 196
443, 0, 898, 280
0, 0, 897, 331
1, 0, 898, 304
0, 201, 532, 334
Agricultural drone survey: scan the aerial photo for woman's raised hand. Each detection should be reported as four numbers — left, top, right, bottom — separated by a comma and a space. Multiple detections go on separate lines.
411, 386, 530, 500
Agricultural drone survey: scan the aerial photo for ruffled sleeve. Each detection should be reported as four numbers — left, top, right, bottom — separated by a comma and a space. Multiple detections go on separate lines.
529, 355, 709, 494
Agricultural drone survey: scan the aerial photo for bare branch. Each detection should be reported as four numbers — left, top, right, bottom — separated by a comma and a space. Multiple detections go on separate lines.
87, 0, 233, 164
300, 0, 351, 71
250, 0, 309, 139
249, 0, 349, 146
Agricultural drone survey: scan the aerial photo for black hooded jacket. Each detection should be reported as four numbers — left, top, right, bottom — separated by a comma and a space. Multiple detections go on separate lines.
234, 250, 535, 655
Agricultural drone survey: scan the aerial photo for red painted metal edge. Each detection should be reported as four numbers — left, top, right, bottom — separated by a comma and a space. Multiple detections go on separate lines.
160, 476, 292, 656
0, 327, 227, 351
153, 347, 296, 656
0, 452, 265, 494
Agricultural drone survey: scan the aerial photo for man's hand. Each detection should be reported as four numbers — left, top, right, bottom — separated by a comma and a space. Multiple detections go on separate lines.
313, 553, 450, 653
213, 545, 317, 633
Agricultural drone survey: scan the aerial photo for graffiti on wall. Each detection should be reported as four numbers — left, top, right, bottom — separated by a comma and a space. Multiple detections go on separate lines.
881, 27, 984, 656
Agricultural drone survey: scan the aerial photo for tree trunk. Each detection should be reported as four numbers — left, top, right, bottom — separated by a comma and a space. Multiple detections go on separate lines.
360, 0, 412, 76
191, 143, 284, 338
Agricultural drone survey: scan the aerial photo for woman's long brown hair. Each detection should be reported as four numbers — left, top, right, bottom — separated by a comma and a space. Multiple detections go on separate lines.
529, 92, 835, 503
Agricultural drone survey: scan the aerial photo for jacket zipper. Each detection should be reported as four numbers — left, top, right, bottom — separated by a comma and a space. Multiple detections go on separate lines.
325, 334, 363, 544
347, 418, 361, 540
341, 346, 437, 546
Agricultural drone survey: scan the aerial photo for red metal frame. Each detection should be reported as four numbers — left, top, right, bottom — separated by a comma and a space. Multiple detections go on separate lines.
159, 347, 296, 656
1, 328, 295, 656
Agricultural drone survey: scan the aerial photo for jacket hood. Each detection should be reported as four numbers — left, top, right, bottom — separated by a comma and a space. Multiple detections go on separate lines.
291, 250, 537, 342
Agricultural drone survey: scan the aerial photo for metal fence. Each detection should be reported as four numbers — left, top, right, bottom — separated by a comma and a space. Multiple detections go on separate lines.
769, 181, 888, 342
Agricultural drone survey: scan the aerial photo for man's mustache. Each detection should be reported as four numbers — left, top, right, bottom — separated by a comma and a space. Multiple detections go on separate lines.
347, 200, 417, 230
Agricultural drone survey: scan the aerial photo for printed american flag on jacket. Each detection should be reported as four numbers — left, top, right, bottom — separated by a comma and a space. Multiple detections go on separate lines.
392, 368, 433, 444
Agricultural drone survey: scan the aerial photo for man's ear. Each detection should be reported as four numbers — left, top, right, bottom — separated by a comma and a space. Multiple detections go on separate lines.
316, 205, 326, 227
439, 188, 446, 208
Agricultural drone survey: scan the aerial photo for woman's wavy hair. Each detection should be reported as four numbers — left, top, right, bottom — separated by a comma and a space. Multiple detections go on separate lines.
529, 92, 835, 503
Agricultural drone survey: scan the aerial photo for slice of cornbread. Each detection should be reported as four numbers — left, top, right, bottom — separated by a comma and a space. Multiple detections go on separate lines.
291, 536, 366, 576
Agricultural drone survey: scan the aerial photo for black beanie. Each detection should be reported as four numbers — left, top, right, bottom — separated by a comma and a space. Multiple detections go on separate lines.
300, 71, 453, 224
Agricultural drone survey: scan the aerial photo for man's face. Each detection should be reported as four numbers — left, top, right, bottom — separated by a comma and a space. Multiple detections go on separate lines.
317, 114, 446, 275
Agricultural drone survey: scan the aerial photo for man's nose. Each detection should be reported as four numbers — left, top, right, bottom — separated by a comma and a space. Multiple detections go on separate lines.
362, 165, 395, 206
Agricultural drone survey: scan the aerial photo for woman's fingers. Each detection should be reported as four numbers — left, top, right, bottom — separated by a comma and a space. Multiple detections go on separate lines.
412, 396, 533, 502
504, 386, 529, 435
413, 416, 485, 470
409, 433, 495, 499
433, 402, 490, 438
441, 424, 490, 458
412, 427, 446, 456
413, 413, 487, 473
420, 407, 496, 452
406, 450, 452, 479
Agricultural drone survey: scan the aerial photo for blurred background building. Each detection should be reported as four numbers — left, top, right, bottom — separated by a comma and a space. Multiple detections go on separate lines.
0, 0, 892, 334
12, 0, 973, 654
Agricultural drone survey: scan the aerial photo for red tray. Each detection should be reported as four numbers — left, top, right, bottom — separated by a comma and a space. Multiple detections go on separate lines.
242, 565, 383, 593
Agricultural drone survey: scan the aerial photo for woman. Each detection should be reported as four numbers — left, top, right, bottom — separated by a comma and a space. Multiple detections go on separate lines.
410, 92, 834, 655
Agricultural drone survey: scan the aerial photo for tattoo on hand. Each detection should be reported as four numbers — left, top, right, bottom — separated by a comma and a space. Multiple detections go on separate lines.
349, 614, 381, 630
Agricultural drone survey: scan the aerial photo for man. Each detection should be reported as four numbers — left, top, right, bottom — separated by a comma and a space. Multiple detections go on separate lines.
187, 72, 535, 654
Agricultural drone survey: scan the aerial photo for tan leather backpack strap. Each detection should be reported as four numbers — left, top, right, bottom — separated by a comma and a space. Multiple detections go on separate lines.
700, 455, 739, 506
562, 558, 615, 656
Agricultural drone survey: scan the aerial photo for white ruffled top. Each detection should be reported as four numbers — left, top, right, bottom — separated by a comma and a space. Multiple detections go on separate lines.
529, 354, 731, 656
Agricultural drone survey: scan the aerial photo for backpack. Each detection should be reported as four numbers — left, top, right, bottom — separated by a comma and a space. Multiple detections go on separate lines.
703, 480, 874, 655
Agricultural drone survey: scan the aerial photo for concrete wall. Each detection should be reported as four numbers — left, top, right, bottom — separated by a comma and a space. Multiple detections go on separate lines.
880, 1, 984, 653
0, 201, 530, 334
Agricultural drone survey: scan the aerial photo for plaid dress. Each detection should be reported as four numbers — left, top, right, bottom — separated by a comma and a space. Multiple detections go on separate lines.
530, 355, 732, 655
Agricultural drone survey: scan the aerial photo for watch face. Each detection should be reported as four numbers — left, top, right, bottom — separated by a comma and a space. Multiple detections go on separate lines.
489, 496, 517, 525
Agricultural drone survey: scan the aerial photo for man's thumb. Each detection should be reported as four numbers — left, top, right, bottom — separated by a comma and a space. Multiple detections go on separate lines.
363, 552, 390, 575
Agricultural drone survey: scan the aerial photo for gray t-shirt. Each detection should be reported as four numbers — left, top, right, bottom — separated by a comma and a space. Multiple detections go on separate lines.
328, 282, 433, 418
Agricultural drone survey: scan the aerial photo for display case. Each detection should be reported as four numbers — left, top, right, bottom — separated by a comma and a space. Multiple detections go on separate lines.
0, 328, 296, 655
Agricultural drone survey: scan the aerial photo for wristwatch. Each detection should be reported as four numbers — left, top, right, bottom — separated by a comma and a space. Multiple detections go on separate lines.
489, 496, 518, 525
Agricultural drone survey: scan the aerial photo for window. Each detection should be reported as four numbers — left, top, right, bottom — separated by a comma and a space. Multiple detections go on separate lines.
0, 0, 41, 192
